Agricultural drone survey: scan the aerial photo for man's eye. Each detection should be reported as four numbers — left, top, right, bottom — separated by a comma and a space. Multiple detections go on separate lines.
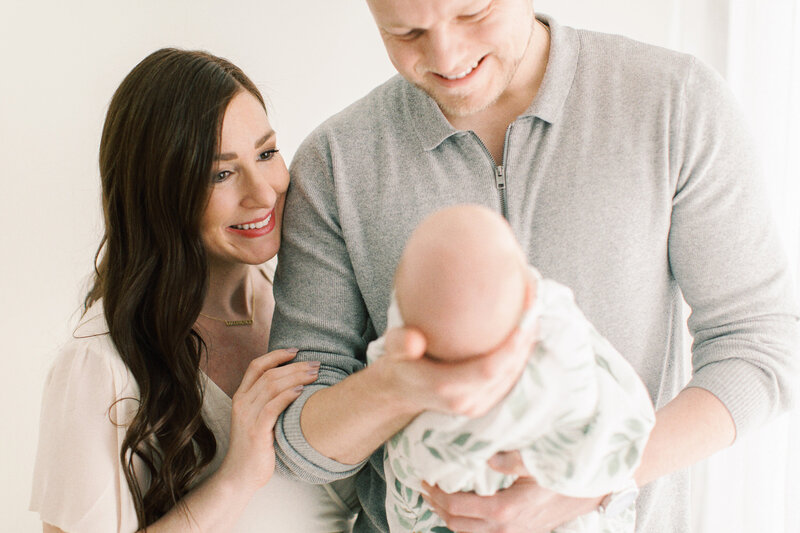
461, 4, 491, 21
390, 28, 424, 41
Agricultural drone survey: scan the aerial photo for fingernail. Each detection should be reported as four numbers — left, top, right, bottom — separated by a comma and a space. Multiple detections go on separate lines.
308, 360, 321, 367
288, 348, 300, 354
293, 385, 304, 393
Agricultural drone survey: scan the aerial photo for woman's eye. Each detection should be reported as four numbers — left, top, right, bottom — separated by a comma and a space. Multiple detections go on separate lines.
212, 170, 231, 183
259, 148, 279, 161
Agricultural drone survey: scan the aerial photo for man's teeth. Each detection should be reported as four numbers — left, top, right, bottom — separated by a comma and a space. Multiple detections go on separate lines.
442, 60, 480, 80
232, 214, 271, 230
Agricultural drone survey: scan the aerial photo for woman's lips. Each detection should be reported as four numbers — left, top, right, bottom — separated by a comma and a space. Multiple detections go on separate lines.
227, 210, 275, 237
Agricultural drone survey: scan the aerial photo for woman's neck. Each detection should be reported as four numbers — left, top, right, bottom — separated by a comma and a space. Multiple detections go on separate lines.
202, 261, 254, 319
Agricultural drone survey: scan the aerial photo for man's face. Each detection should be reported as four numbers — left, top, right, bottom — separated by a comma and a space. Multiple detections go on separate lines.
366, 0, 535, 119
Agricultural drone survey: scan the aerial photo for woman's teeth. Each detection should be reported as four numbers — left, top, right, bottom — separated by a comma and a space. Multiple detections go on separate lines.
442, 60, 480, 80
232, 214, 271, 230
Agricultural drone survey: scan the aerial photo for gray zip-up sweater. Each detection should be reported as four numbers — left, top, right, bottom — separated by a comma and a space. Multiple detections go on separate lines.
270, 14, 799, 533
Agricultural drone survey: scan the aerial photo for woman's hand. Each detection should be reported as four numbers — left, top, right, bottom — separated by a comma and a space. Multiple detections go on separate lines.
217, 348, 320, 493
421, 451, 603, 533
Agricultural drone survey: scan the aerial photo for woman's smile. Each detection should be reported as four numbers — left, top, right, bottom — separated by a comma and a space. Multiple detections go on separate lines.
228, 210, 276, 237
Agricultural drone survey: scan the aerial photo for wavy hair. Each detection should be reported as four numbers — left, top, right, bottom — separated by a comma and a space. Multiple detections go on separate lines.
85, 48, 265, 528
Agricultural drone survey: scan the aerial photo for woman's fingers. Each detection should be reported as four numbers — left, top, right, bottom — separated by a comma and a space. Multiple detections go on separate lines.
237, 363, 319, 434
237, 348, 299, 393
246, 360, 319, 408
230, 361, 318, 442
255, 383, 311, 430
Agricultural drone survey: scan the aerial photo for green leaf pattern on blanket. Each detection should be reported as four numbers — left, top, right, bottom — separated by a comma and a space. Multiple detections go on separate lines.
394, 476, 425, 510
415, 427, 493, 464
603, 423, 644, 477
451, 432, 471, 446
525, 411, 597, 485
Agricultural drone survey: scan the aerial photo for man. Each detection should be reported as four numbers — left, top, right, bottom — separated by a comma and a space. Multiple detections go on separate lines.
270, 1, 799, 531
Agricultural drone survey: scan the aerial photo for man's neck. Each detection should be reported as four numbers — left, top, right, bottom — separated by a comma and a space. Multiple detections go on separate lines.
448, 18, 551, 163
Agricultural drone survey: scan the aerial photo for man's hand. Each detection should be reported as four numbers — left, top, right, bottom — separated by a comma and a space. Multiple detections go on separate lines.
299, 272, 538, 466
374, 271, 540, 419
422, 451, 603, 533
375, 323, 535, 418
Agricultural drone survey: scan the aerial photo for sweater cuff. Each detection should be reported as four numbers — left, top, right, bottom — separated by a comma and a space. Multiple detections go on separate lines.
687, 358, 777, 439
275, 384, 366, 483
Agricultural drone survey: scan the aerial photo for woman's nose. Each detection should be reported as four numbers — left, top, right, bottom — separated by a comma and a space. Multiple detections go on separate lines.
241, 167, 278, 207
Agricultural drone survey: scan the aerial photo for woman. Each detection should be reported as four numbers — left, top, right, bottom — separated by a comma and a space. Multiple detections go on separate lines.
30, 48, 356, 532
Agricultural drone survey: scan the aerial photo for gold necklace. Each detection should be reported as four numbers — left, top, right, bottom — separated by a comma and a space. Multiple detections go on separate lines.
199, 275, 255, 327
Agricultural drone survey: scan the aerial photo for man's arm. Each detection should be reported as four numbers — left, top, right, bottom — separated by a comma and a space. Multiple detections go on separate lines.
667, 57, 800, 434
270, 127, 373, 482
636, 387, 734, 486
271, 128, 536, 480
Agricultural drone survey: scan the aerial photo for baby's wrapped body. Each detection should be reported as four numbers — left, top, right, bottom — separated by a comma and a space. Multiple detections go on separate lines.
370, 270, 656, 533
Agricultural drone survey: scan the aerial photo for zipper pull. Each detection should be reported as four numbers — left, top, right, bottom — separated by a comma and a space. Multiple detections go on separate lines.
494, 165, 506, 190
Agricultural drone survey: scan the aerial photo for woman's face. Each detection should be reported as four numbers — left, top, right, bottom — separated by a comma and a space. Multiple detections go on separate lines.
200, 91, 289, 268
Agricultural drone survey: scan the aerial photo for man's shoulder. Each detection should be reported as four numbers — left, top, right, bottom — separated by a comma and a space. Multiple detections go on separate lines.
570, 24, 698, 84
292, 74, 419, 165
575, 24, 690, 61
315, 74, 408, 136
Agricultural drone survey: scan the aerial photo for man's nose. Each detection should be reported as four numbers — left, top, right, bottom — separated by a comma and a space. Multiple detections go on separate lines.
426, 26, 468, 76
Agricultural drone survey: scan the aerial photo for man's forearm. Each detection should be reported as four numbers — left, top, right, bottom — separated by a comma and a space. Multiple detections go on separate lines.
300, 363, 419, 465
635, 386, 736, 487
296, 322, 539, 467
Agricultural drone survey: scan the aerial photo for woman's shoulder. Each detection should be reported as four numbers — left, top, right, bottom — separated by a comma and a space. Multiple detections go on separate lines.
32, 300, 142, 532
46, 300, 137, 400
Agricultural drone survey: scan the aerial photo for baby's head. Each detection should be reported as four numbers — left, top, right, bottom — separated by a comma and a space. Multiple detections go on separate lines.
394, 204, 530, 361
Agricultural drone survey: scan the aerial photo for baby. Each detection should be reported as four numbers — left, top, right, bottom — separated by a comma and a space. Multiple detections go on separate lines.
367, 204, 656, 533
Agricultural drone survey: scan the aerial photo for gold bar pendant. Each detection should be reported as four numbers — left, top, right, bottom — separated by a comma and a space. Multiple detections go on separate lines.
224, 319, 254, 327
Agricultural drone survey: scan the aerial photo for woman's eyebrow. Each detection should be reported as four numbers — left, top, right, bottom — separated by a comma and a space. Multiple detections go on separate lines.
254, 130, 276, 148
215, 130, 276, 161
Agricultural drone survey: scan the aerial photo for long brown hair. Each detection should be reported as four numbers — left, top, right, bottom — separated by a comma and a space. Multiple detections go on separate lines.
86, 48, 266, 528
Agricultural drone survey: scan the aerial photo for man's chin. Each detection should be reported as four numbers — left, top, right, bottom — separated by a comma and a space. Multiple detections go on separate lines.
424, 88, 497, 120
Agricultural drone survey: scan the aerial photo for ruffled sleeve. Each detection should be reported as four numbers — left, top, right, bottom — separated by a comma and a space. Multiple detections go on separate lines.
30, 306, 144, 533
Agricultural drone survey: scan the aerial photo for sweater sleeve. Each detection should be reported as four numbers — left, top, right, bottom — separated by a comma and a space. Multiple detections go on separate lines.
269, 126, 371, 483
669, 58, 800, 436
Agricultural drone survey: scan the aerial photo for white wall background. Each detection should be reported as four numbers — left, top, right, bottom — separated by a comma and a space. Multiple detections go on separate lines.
2, 1, 796, 531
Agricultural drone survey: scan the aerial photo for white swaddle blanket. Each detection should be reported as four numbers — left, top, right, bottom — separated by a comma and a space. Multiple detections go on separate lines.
368, 269, 655, 533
